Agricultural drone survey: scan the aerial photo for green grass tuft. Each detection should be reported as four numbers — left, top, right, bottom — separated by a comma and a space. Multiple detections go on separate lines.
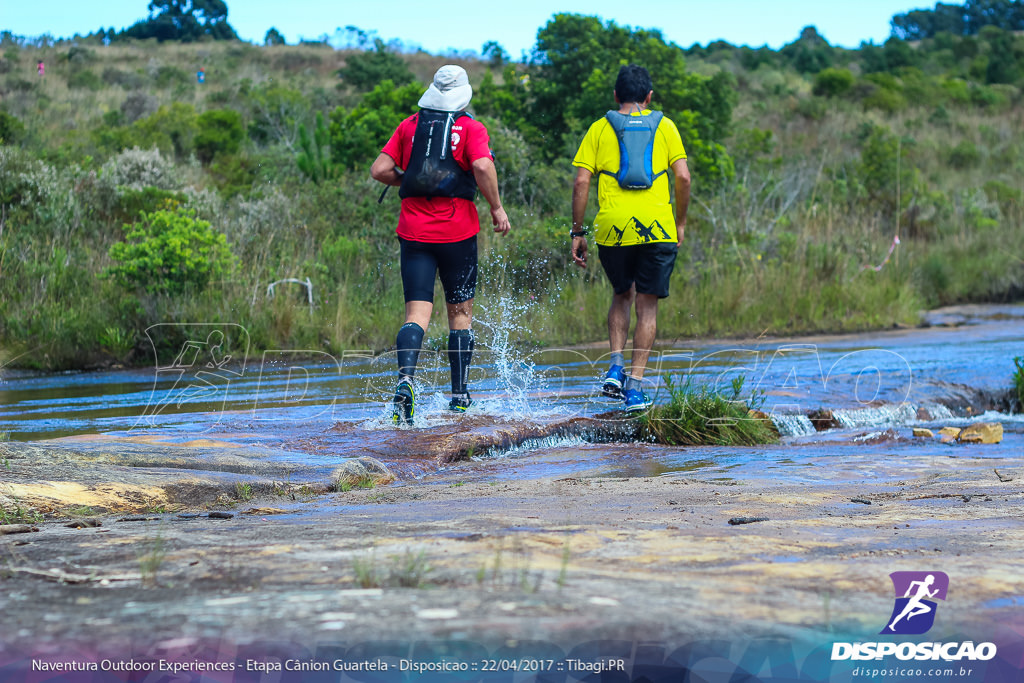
0, 505, 43, 525
234, 482, 253, 501
351, 547, 432, 589
639, 375, 779, 446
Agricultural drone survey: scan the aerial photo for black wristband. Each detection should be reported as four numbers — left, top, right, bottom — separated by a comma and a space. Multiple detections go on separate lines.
570, 230, 587, 238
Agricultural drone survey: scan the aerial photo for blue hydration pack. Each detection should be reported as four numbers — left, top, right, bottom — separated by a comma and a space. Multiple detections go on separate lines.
601, 110, 665, 190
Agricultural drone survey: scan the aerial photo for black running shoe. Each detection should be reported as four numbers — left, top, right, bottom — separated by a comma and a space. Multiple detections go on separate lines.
448, 393, 472, 412
392, 381, 414, 425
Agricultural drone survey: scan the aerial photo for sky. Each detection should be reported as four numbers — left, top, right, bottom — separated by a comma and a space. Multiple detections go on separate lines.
5, 1, 937, 56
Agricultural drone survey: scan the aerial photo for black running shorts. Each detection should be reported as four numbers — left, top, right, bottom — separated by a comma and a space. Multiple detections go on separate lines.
597, 242, 679, 298
399, 235, 478, 304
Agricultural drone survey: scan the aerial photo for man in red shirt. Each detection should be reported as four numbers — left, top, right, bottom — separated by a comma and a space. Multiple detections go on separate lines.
371, 64, 511, 425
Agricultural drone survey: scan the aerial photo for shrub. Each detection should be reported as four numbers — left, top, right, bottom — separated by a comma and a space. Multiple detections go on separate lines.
120, 91, 158, 123
194, 109, 244, 164
154, 65, 191, 89
812, 67, 854, 97
100, 147, 178, 192
983, 180, 1022, 213
328, 79, 421, 169
66, 46, 95, 65
946, 140, 982, 167
795, 96, 827, 120
337, 39, 415, 91
0, 146, 39, 209
130, 103, 199, 159
67, 68, 103, 90
863, 85, 907, 113
859, 125, 916, 211
207, 154, 257, 197
117, 186, 187, 219
971, 84, 1010, 109
246, 85, 309, 147
106, 207, 235, 295
0, 109, 25, 144
103, 67, 145, 90
3, 76, 34, 93
940, 78, 971, 104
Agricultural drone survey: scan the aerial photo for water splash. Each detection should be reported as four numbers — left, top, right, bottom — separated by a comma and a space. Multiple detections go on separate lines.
832, 403, 920, 429
361, 295, 572, 430
480, 434, 590, 460
472, 294, 547, 419
771, 413, 816, 437
916, 403, 956, 422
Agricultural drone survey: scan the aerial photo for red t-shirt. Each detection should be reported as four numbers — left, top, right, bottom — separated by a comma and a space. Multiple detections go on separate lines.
382, 112, 491, 243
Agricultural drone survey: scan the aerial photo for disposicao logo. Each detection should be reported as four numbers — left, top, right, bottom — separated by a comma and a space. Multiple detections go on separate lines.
831, 571, 998, 663
882, 571, 949, 635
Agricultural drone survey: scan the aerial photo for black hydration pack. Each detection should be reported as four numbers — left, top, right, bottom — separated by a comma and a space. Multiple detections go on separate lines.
399, 109, 477, 200
600, 110, 665, 190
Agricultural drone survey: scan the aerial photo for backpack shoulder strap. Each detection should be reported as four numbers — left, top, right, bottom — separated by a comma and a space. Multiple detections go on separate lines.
598, 111, 626, 180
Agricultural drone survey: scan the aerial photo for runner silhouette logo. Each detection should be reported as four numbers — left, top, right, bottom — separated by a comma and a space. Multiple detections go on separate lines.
881, 571, 949, 635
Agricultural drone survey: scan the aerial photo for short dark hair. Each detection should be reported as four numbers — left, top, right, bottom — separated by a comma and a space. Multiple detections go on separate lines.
614, 64, 653, 104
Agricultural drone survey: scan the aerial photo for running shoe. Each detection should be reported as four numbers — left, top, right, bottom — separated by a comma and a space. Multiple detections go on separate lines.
448, 393, 472, 412
623, 388, 652, 413
392, 381, 414, 425
601, 364, 626, 399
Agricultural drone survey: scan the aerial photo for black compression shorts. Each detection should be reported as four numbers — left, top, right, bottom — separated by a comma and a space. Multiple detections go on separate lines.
399, 235, 478, 304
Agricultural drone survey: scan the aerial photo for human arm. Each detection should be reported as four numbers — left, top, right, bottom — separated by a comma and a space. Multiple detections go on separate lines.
571, 167, 592, 268
370, 152, 404, 186
672, 158, 691, 246
471, 156, 511, 235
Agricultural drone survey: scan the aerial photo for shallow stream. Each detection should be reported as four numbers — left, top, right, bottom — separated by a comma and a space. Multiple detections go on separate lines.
1, 303, 1021, 483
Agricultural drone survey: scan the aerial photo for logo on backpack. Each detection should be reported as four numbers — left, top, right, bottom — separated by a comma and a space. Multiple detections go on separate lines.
602, 110, 665, 190
399, 109, 477, 200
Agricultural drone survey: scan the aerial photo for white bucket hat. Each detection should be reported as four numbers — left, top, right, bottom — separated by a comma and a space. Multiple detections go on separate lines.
418, 65, 473, 111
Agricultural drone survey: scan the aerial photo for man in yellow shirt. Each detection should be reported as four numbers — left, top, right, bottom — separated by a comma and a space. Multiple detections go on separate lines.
571, 64, 691, 412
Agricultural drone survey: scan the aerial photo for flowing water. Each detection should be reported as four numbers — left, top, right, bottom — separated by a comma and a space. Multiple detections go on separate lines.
1, 303, 1022, 482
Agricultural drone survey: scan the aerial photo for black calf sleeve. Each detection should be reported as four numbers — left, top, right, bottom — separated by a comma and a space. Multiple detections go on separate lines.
396, 322, 424, 380
448, 329, 474, 395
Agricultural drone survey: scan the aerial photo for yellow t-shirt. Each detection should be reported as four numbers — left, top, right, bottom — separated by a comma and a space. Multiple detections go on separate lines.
572, 110, 687, 246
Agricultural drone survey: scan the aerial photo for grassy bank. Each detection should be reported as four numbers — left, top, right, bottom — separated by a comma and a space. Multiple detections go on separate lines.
1, 34, 1023, 370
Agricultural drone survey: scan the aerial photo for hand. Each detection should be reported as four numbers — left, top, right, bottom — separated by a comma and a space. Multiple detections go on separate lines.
571, 236, 587, 268
491, 206, 511, 235
677, 221, 686, 247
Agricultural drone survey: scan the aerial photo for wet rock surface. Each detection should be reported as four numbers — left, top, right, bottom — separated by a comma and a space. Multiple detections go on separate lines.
2, 433, 1023, 655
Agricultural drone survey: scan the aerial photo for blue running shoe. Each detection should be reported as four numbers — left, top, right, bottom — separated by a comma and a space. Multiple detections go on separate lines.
623, 388, 652, 413
602, 364, 626, 399
392, 380, 414, 425
448, 393, 472, 412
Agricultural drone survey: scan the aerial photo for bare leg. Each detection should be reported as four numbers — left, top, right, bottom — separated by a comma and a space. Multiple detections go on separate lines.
405, 300, 433, 331
629, 293, 659, 380
446, 298, 473, 329
608, 288, 635, 356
